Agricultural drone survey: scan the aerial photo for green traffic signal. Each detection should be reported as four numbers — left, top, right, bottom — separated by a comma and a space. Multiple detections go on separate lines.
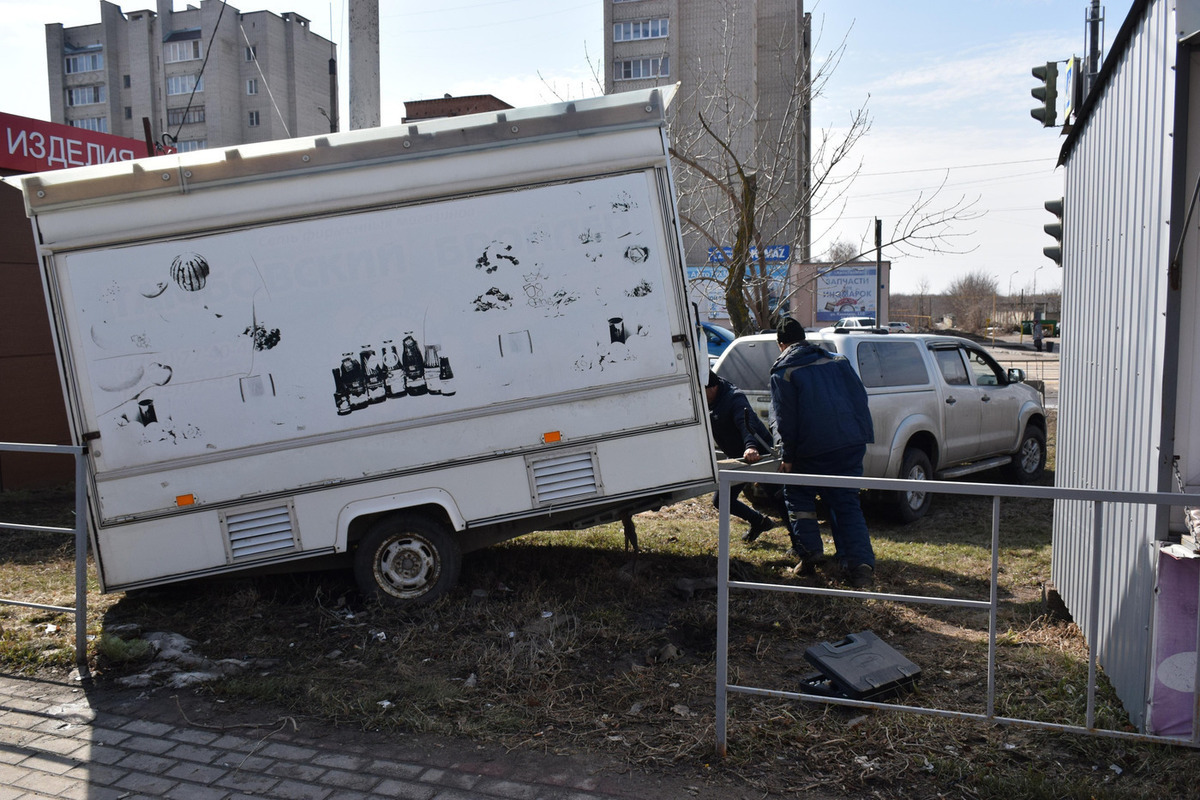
1031, 62, 1058, 127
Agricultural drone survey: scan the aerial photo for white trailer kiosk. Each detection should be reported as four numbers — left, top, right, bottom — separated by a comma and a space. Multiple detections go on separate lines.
11, 87, 717, 604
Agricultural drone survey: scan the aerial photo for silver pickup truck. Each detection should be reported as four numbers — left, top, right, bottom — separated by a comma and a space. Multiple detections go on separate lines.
713, 331, 1047, 522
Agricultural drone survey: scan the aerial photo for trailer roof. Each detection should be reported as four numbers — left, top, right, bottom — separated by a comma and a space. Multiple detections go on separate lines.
10, 86, 677, 214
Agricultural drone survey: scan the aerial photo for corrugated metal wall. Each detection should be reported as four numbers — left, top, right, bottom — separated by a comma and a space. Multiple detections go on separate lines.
1052, 0, 1177, 731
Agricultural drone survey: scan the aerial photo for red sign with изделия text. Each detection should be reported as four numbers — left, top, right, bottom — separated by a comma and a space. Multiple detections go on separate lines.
0, 111, 148, 173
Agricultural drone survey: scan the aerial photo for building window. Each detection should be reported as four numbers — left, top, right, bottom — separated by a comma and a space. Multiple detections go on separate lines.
176, 139, 207, 152
124, 106, 132, 120
247, 79, 258, 95
613, 19, 668, 41
166, 74, 203, 95
245, 45, 257, 61
164, 40, 202, 63
65, 52, 104, 73
613, 56, 669, 81
167, 106, 205, 126
248, 110, 260, 127
123, 74, 131, 88
66, 85, 106, 106
70, 117, 108, 133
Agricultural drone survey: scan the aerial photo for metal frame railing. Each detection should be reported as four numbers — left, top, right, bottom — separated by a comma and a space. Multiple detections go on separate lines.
715, 470, 1200, 755
0, 442, 88, 665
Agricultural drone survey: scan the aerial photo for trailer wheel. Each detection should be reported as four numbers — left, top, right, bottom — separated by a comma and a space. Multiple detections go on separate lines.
894, 447, 934, 524
354, 514, 461, 605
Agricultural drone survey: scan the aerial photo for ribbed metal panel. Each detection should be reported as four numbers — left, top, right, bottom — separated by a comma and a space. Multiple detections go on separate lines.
222, 504, 299, 561
528, 451, 601, 504
1052, 0, 1176, 731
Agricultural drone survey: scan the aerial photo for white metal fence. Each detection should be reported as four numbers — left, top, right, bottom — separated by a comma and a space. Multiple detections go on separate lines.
0, 442, 89, 665
715, 469, 1200, 754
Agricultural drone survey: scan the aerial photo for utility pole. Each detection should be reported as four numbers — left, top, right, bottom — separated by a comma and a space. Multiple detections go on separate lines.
875, 218, 883, 325
349, 0, 380, 130
1086, 0, 1103, 97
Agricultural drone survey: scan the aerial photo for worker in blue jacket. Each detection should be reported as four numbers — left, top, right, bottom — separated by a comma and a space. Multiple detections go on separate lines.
769, 317, 876, 588
705, 370, 779, 543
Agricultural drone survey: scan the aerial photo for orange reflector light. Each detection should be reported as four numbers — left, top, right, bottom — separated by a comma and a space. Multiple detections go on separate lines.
542, 431, 562, 444
176, 494, 196, 506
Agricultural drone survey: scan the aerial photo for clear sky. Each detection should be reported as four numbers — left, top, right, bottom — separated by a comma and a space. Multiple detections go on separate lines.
0, 0, 1137, 295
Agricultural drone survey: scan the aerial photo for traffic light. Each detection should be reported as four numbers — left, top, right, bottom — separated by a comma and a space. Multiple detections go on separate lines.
1031, 62, 1058, 127
1043, 198, 1063, 265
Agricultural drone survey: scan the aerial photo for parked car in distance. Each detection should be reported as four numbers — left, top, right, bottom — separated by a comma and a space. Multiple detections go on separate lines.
888, 321, 912, 332
713, 331, 1047, 522
700, 321, 736, 362
819, 316, 877, 334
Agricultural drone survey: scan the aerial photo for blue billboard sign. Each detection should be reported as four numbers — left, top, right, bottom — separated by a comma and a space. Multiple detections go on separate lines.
686, 263, 789, 319
707, 244, 790, 264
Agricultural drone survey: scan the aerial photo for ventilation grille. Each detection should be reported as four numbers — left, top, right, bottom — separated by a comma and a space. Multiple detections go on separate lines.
222, 504, 298, 562
529, 450, 600, 505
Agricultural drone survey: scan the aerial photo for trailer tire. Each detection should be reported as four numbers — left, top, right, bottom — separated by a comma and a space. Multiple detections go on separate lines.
354, 514, 461, 605
894, 447, 934, 524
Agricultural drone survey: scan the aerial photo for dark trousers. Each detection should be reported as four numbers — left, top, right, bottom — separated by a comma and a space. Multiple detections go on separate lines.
711, 484, 766, 526
782, 444, 874, 569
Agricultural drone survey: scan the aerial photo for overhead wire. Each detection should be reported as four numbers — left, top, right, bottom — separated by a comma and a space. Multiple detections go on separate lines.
169, 0, 228, 146
240, 22, 291, 137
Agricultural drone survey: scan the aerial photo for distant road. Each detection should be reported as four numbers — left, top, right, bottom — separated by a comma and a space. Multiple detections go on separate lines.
985, 338, 1060, 409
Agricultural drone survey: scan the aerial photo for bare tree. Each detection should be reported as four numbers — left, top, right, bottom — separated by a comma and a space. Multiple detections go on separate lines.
821, 239, 863, 264
943, 270, 997, 333
669, 2, 980, 335
916, 276, 932, 330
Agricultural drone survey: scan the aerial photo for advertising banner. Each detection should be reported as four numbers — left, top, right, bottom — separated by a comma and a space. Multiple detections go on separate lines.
816, 265, 876, 322
1, 111, 146, 173
686, 262, 789, 319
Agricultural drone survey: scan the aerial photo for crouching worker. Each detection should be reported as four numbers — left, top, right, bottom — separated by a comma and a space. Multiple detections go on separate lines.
769, 318, 876, 588
705, 370, 779, 543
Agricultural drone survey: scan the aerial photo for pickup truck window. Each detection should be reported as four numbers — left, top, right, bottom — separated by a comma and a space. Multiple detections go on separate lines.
933, 348, 970, 385
965, 349, 1005, 386
856, 341, 930, 388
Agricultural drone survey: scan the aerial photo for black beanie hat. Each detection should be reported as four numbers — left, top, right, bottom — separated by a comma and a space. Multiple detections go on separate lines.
777, 317, 806, 345
706, 369, 719, 389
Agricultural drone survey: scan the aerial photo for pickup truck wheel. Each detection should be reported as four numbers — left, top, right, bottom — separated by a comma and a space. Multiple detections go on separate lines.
354, 514, 461, 605
895, 448, 934, 523
1005, 426, 1046, 484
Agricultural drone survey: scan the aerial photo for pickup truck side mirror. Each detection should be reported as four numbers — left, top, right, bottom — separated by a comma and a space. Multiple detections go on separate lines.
1007, 367, 1026, 384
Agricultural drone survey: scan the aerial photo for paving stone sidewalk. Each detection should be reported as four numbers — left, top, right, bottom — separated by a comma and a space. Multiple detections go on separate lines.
0, 672, 734, 800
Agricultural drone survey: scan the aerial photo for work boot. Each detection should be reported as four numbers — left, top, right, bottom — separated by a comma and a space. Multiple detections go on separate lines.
846, 563, 875, 589
786, 548, 825, 576
741, 515, 778, 543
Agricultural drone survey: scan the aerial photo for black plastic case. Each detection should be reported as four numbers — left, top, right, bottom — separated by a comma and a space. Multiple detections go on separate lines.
799, 630, 920, 699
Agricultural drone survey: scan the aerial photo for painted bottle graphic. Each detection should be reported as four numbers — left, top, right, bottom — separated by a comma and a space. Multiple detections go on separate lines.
608, 317, 628, 344
361, 345, 386, 404
381, 340, 404, 398
332, 368, 351, 415
423, 344, 442, 395
340, 352, 368, 410
439, 356, 456, 396
401, 333, 427, 396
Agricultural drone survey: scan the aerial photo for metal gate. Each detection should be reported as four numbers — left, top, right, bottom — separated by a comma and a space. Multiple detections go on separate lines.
715, 470, 1200, 754
0, 442, 89, 665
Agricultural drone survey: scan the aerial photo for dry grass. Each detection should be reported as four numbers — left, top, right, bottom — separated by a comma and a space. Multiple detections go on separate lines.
4, 410, 1200, 798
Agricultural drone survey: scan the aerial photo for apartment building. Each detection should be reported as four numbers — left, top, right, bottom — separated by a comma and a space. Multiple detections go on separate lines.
45, 0, 336, 153
604, 0, 811, 322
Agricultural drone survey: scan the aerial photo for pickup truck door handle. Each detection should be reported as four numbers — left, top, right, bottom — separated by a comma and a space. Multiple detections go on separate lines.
981, 395, 992, 402
945, 396, 956, 405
